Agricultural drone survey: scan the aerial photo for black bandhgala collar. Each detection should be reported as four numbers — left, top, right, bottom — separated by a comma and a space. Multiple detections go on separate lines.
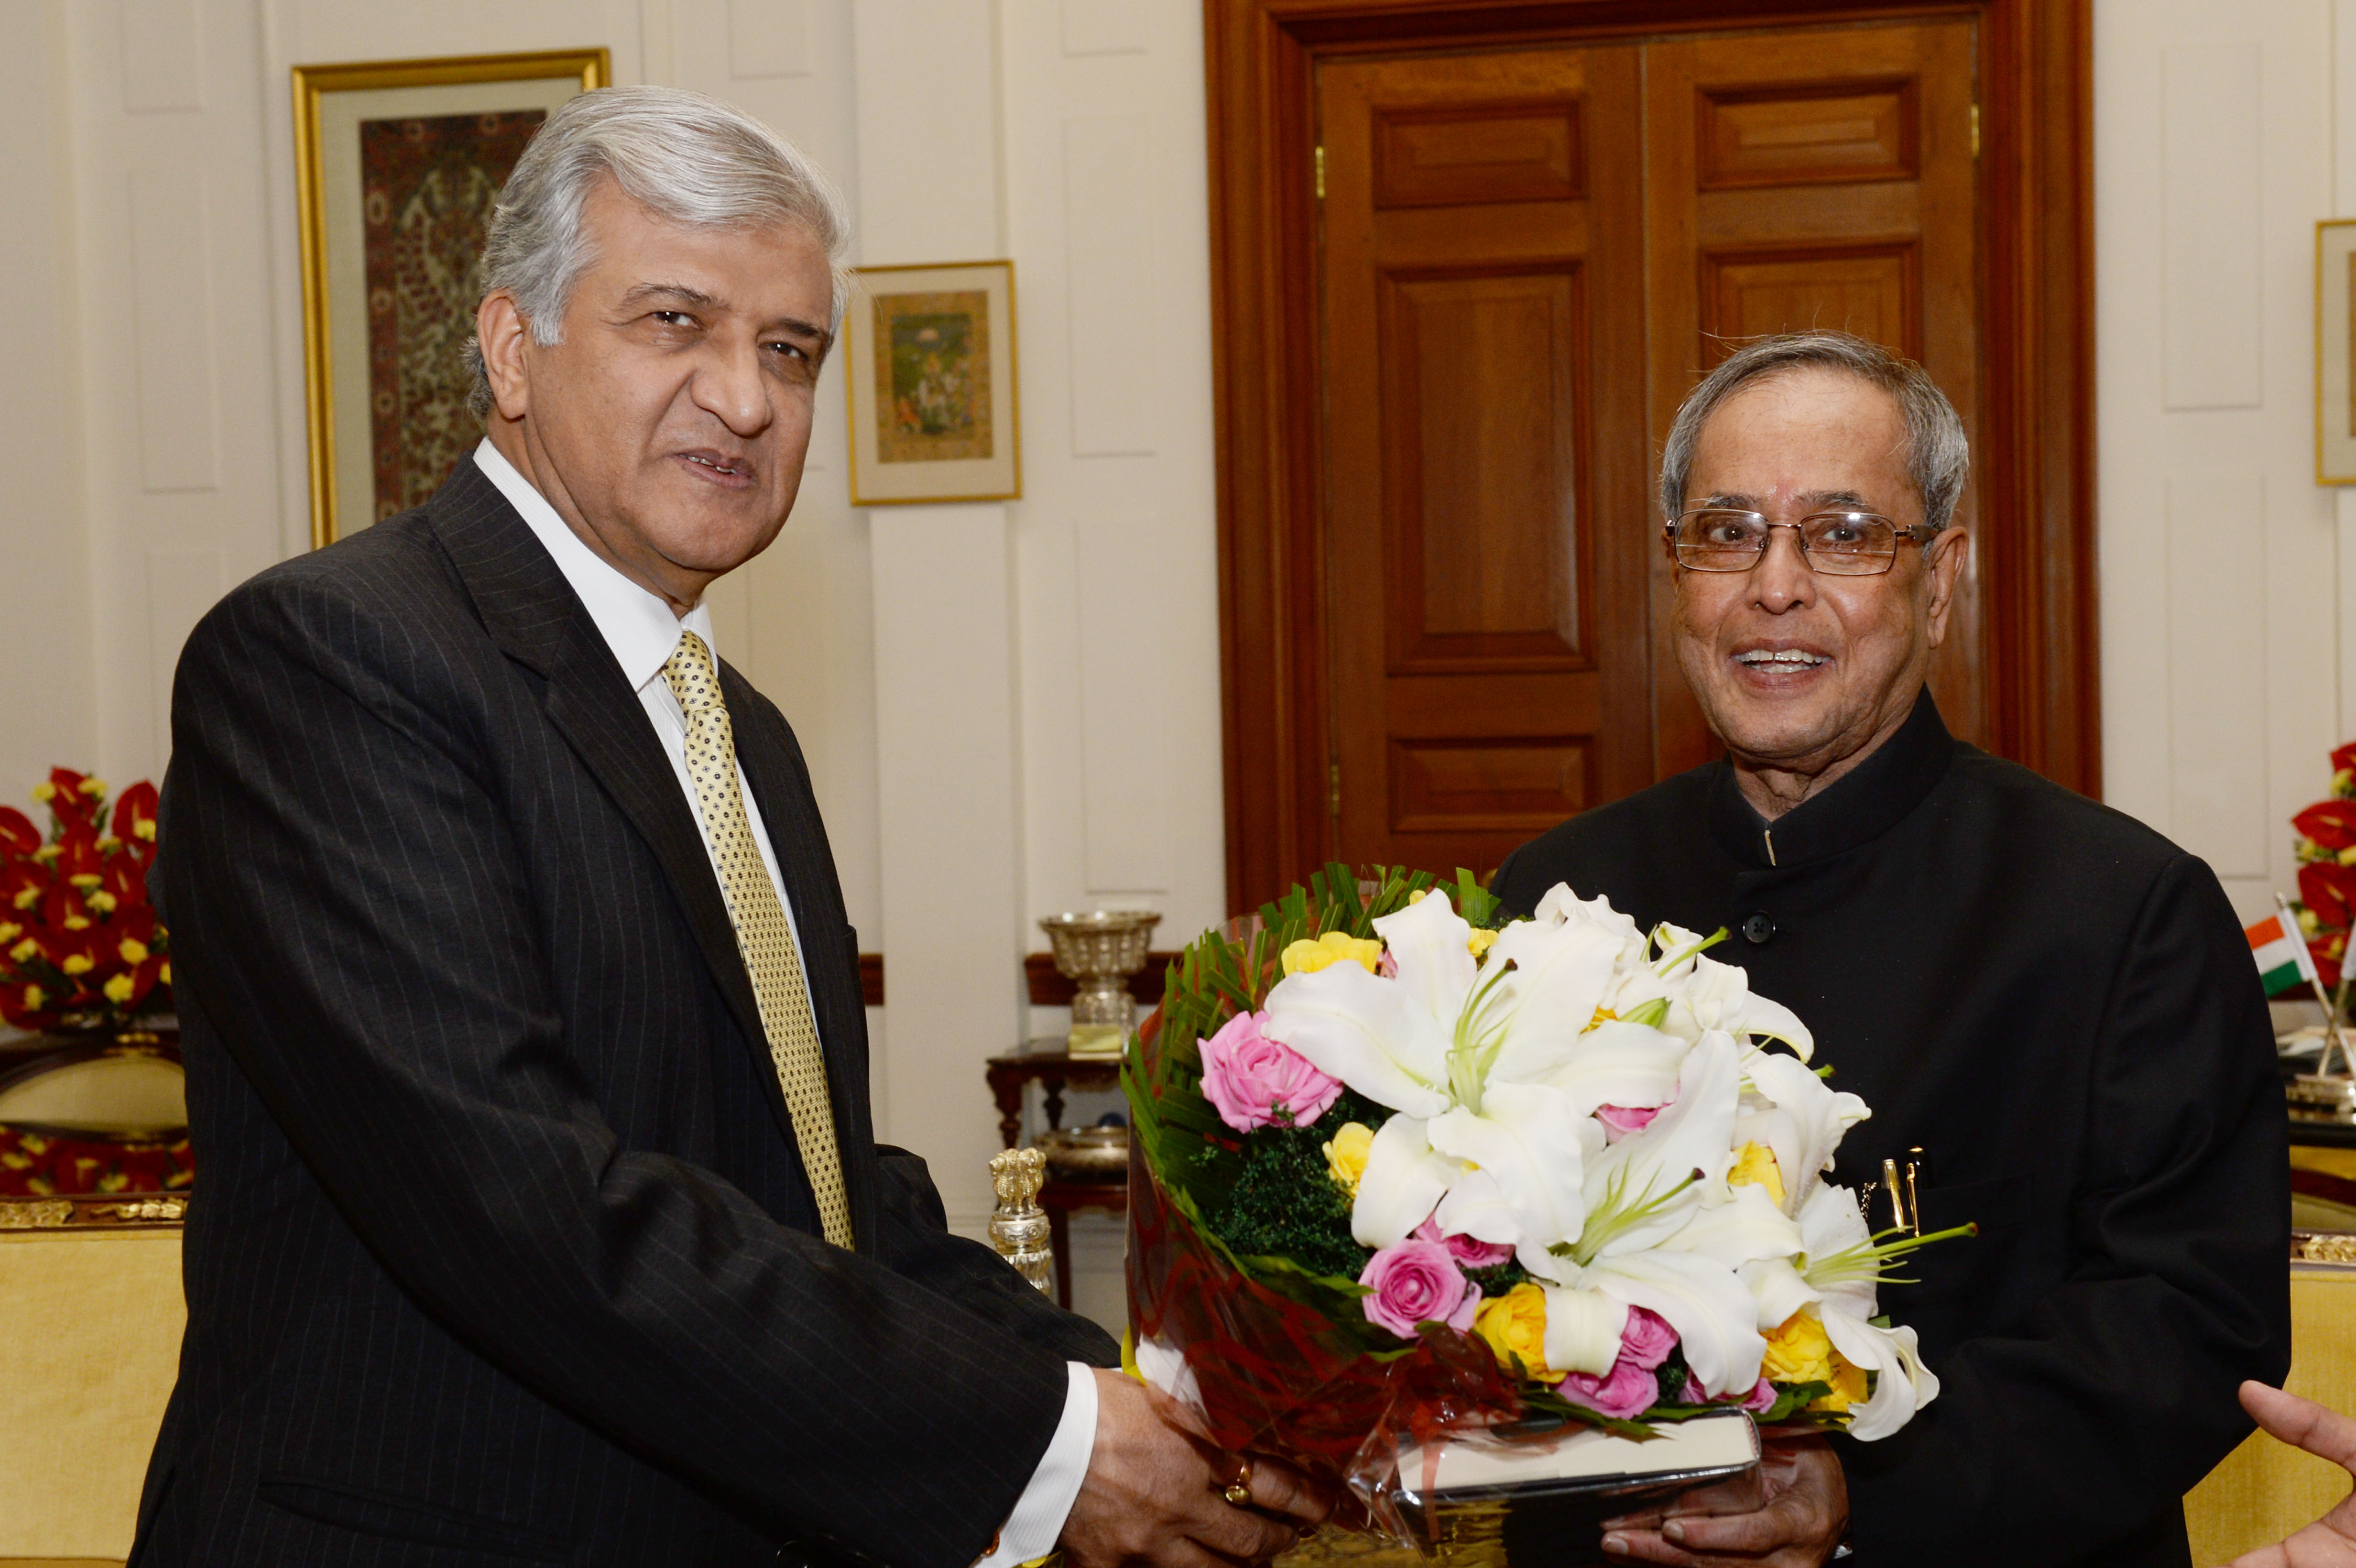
1705, 687, 1956, 871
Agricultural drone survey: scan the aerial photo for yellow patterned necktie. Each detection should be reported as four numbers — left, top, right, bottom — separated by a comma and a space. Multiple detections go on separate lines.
661, 630, 853, 1248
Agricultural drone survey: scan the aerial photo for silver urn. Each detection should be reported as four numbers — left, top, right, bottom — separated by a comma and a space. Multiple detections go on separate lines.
1037, 910, 1162, 1057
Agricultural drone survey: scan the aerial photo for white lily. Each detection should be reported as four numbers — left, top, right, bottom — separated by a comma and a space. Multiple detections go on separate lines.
1518, 1033, 1782, 1394
1263, 892, 1685, 1254
1666, 956, 1817, 1060
1819, 1309, 1939, 1441
1737, 1048, 1868, 1213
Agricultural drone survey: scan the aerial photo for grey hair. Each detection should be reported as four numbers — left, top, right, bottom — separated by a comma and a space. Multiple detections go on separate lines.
1658, 331, 1970, 532
463, 85, 851, 419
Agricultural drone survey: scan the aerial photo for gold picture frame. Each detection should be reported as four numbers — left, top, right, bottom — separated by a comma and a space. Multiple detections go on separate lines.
2320, 219, 2356, 485
845, 260, 1021, 504
293, 49, 609, 547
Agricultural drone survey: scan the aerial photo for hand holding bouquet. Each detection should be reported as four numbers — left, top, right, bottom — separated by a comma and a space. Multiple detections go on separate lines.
1123, 867, 1965, 1545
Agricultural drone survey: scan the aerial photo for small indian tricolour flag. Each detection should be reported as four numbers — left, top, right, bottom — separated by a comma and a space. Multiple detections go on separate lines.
2249, 910, 2322, 997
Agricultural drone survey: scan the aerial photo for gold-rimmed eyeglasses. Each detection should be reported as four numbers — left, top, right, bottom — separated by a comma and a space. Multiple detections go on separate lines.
1667, 508, 1934, 577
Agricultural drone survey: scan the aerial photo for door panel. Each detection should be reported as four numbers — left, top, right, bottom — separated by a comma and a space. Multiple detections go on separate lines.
1384, 269, 1585, 667
1320, 46, 1650, 876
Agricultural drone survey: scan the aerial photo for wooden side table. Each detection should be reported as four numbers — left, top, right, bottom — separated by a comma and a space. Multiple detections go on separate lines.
986, 1046, 1127, 1307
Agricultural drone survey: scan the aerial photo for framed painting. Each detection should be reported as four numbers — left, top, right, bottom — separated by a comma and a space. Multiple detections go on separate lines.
846, 260, 1021, 504
293, 49, 610, 546
2321, 219, 2356, 485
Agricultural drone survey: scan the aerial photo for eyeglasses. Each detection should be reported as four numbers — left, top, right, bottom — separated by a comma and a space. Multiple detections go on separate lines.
1667, 508, 1934, 577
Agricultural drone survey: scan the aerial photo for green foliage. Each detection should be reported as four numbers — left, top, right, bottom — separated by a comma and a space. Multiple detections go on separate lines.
1213, 1121, 1374, 1283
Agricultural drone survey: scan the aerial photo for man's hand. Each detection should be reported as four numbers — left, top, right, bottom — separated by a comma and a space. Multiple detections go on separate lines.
2230, 1381, 2356, 1567
1059, 1368, 1334, 1568
1598, 1435, 1847, 1567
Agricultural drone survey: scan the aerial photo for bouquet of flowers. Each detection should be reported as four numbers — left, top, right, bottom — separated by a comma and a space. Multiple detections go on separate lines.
0, 769, 169, 1033
1124, 866, 1963, 1543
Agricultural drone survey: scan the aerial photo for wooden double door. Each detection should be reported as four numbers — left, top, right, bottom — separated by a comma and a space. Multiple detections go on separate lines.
1315, 20, 1983, 877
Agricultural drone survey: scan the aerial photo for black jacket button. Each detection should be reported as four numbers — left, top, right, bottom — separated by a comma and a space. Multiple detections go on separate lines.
1742, 912, 1775, 944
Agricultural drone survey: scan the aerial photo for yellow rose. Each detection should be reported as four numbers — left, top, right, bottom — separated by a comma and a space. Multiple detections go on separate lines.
119, 938, 148, 964
1761, 1309, 1836, 1386
1323, 1121, 1374, 1195
1282, 930, 1383, 977
1729, 1141, 1787, 1207
60, 954, 93, 976
1467, 928, 1498, 960
1811, 1350, 1870, 1413
1473, 1284, 1565, 1383
103, 974, 135, 1005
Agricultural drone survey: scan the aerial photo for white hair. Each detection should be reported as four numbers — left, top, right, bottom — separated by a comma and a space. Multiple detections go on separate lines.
463, 85, 851, 419
1658, 331, 1971, 532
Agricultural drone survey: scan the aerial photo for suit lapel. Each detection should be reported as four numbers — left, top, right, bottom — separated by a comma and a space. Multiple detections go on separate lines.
725, 665, 881, 1253
426, 464, 799, 1164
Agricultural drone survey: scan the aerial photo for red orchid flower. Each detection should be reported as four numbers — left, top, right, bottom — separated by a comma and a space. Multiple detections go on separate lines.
110, 783, 159, 869
2304, 863, 2356, 932
2299, 800, 2356, 850
43, 769, 98, 832
0, 807, 37, 860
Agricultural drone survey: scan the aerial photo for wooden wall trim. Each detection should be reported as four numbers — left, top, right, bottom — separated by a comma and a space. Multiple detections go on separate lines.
1205, 0, 2098, 915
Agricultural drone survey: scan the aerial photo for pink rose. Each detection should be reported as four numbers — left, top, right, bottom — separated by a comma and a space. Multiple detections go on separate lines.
1618, 1307, 1677, 1371
1596, 1104, 1660, 1142
1200, 1010, 1343, 1132
1413, 1215, 1514, 1270
1358, 1239, 1480, 1339
1557, 1358, 1660, 1420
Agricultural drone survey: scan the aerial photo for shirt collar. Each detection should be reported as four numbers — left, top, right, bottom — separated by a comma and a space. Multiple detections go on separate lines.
1706, 686, 1956, 870
472, 440, 715, 694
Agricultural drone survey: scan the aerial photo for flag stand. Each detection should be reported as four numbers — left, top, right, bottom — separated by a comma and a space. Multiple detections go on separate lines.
2276, 893, 2356, 1096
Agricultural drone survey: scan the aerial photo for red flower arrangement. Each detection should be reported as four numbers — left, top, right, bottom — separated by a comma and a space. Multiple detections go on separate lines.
0, 769, 170, 1033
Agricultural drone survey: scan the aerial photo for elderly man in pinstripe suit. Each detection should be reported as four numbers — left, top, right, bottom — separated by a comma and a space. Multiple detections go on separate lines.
134, 87, 1327, 1568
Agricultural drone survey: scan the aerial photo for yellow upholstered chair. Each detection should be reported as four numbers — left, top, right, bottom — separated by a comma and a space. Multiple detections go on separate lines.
0, 1220, 185, 1567
2184, 1266, 2356, 1565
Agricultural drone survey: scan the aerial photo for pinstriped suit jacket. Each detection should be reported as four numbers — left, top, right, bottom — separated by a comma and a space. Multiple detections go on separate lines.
132, 460, 1117, 1568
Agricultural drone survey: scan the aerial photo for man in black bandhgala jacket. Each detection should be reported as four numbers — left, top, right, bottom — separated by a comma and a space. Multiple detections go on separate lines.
1493, 332, 2288, 1568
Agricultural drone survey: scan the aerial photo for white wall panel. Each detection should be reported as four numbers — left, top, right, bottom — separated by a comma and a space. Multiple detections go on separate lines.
727, 0, 808, 77
128, 168, 222, 493
1078, 512, 1172, 895
1062, 0, 1147, 57
120, 0, 203, 112
1063, 113, 1159, 457
2164, 474, 2270, 878
2160, 42, 2264, 410
0, 0, 96, 799
143, 547, 221, 764
2101, 0, 2339, 929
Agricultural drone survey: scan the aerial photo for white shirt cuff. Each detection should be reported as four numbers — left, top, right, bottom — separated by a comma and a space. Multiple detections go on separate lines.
974, 1362, 1100, 1567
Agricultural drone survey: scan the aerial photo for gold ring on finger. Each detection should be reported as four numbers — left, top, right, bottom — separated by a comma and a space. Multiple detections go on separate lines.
1222, 1459, 1254, 1508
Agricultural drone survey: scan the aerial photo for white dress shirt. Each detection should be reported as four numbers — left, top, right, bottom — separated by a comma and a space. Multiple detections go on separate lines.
473, 443, 1096, 1565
